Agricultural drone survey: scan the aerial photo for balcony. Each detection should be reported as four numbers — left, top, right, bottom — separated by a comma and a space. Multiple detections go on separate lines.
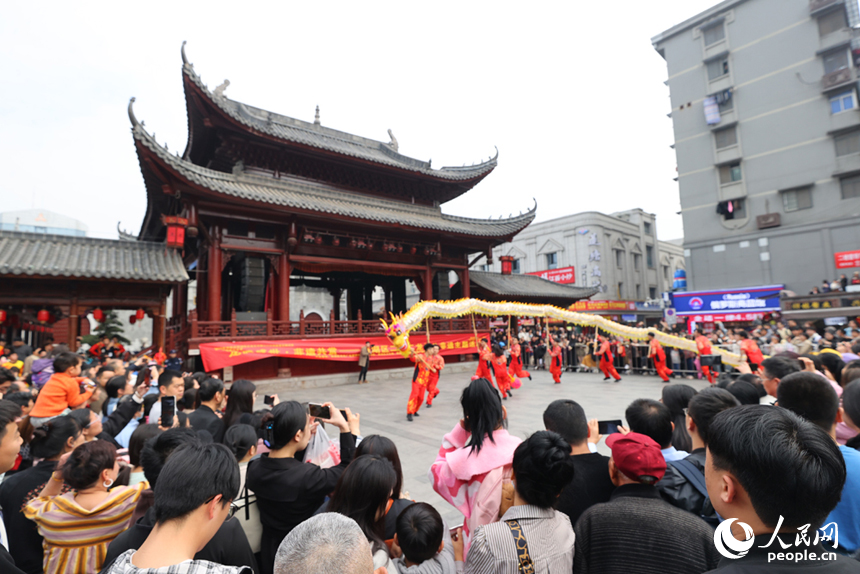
810, 0, 844, 17
822, 67, 855, 92
819, 27, 852, 53
715, 144, 742, 166
719, 180, 746, 202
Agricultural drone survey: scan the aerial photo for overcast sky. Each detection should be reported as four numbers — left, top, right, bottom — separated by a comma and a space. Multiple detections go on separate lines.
1, 1, 721, 242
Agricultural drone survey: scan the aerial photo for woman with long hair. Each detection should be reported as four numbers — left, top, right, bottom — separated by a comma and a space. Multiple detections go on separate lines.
224, 423, 262, 555
661, 383, 697, 453
24, 441, 148, 574
245, 400, 358, 574
328, 454, 398, 573
0, 415, 84, 573
430, 378, 521, 555
224, 379, 278, 429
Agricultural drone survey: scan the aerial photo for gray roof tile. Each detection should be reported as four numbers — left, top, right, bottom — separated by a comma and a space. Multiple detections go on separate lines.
0, 231, 189, 283
470, 270, 599, 300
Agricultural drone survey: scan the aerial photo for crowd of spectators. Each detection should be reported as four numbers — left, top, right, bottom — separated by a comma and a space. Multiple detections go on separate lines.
0, 328, 859, 573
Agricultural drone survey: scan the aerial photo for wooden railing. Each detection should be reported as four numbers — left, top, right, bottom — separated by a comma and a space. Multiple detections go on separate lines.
188, 309, 490, 344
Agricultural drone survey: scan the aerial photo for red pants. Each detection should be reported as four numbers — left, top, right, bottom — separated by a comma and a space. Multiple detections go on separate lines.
550, 366, 562, 383
426, 375, 440, 405
600, 358, 621, 381
509, 357, 530, 380
654, 357, 673, 382
407, 381, 428, 414
702, 365, 715, 384
496, 375, 512, 395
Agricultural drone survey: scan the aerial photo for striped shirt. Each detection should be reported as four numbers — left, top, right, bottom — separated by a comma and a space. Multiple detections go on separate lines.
462, 505, 574, 574
24, 482, 148, 574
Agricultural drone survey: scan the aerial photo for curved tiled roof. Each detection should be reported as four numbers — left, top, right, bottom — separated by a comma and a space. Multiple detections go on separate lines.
0, 231, 189, 283
470, 270, 599, 300
180, 43, 496, 182
131, 100, 535, 238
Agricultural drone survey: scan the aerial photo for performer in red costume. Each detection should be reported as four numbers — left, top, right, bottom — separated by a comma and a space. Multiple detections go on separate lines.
597, 334, 622, 382
507, 323, 531, 381
474, 338, 494, 384
695, 328, 716, 384
88, 336, 110, 360
489, 344, 513, 399
547, 329, 563, 384
425, 344, 445, 407
648, 332, 673, 383
407, 342, 437, 422
738, 330, 764, 373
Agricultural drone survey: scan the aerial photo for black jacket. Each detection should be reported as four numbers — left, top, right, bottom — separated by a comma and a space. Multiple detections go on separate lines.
706, 533, 860, 573
246, 432, 356, 574
97, 396, 142, 446
0, 459, 59, 574
0, 545, 26, 574
657, 449, 718, 523
101, 505, 257, 573
556, 452, 615, 526
187, 404, 225, 443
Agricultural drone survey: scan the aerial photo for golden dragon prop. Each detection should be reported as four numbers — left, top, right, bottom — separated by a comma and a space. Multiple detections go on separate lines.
381, 298, 743, 367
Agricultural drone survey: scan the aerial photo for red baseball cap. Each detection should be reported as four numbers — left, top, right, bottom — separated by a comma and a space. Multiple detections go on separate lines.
606, 432, 667, 482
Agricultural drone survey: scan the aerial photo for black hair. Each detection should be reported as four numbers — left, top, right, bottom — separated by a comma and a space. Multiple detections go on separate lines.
625, 399, 673, 449
708, 405, 845, 528
153, 442, 239, 524
761, 356, 801, 381
725, 380, 761, 405
30, 415, 82, 459
266, 401, 308, 450
52, 352, 80, 374
0, 368, 14, 385
739, 331, 750, 339
818, 353, 845, 387
179, 388, 198, 411
396, 502, 442, 564
542, 400, 588, 445
224, 424, 258, 461
686, 387, 740, 445
460, 378, 505, 454
0, 400, 21, 441
423, 343, 434, 351
3, 392, 34, 409
736, 373, 766, 397
647, 332, 656, 338
105, 375, 128, 399
62, 440, 116, 489
661, 384, 697, 452
777, 372, 840, 431
356, 435, 403, 499
843, 381, 860, 427
327, 454, 397, 555
158, 370, 184, 392
139, 428, 201, 488
511, 431, 574, 508
198, 377, 224, 403
224, 379, 256, 429
69, 408, 94, 432
491, 344, 504, 357
128, 424, 162, 467
95, 367, 113, 379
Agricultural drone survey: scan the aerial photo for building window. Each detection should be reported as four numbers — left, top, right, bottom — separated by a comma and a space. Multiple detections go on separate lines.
663, 265, 670, 281
707, 57, 729, 81
646, 246, 655, 268
841, 175, 860, 199
511, 259, 521, 274
617, 283, 624, 298
819, 8, 847, 36
633, 253, 641, 271
615, 249, 624, 268
546, 252, 558, 270
782, 187, 813, 212
649, 287, 657, 299
719, 94, 734, 112
835, 131, 860, 156
636, 284, 642, 299
717, 199, 746, 220
479, 264, 488, 271
714, 126, 738, 149
831, 91, 857, 114
643, 221, 652, 235
719, 162, 742, 184
703, 23, 725, 46
824, 49, 849, 74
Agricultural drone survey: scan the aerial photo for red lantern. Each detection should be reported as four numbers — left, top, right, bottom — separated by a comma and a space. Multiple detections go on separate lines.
93, 308, 105, 322
129, 315, 137, 325
161, 215, 188, 249
37, 309, 49, 323
0, 310, 6, 323
332, 237, 340, 247
136, 308, 145, 321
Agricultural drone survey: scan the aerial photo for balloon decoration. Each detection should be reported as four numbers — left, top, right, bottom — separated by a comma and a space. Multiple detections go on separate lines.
136, 308, 146, 321
37, 309, 49, 323
92, 308, 105, 322
381, 298, 746, 367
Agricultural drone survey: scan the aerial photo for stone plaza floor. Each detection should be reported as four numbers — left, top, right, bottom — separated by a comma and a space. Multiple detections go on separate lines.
265, 364, 712, 525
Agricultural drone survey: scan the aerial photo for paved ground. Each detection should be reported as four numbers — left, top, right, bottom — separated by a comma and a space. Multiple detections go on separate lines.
261, 364, 712, 525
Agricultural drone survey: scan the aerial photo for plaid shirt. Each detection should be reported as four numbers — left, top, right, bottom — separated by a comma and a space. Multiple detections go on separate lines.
104, 550, 252, 574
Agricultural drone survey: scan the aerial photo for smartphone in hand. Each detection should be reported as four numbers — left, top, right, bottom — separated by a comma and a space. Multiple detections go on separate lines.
597, 419, 623, 435
264, 395, 275, 406
161, 396, 176, 428
308, 403, 331, 419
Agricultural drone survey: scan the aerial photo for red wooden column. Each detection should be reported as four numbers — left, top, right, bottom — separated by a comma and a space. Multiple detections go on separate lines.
423, 267, 434, 301
462, 268, 471, 298
278, 253, 290, 321
153, 301, 166, 351
207, 227, 222, 322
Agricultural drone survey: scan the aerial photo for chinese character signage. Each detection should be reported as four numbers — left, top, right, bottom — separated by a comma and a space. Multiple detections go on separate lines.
527, 266, 576, 284
673, 285, 783, 316
835, 250, 860, 269
570, 300, 637, 312
198, 333, 482, 371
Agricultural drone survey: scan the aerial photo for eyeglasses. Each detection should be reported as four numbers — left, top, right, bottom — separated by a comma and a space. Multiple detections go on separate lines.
227, 503, 239, 520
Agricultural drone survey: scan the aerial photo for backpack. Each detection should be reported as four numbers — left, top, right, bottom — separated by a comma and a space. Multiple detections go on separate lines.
668, 458, 720, 527
31, 358, 54, 389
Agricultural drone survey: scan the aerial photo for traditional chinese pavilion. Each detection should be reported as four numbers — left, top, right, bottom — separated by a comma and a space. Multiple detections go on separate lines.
129, 44, 593, 379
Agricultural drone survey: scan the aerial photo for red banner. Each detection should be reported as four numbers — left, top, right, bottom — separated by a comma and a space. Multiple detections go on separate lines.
200, 333, 481, 371
835, 250, 860, 269
527, 266, 575, 284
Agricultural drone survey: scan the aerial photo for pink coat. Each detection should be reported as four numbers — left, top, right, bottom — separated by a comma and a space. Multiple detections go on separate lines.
429, 423, 521, 555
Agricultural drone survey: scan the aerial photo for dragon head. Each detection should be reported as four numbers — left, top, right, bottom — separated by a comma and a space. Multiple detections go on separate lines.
381, 312, 410, 356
